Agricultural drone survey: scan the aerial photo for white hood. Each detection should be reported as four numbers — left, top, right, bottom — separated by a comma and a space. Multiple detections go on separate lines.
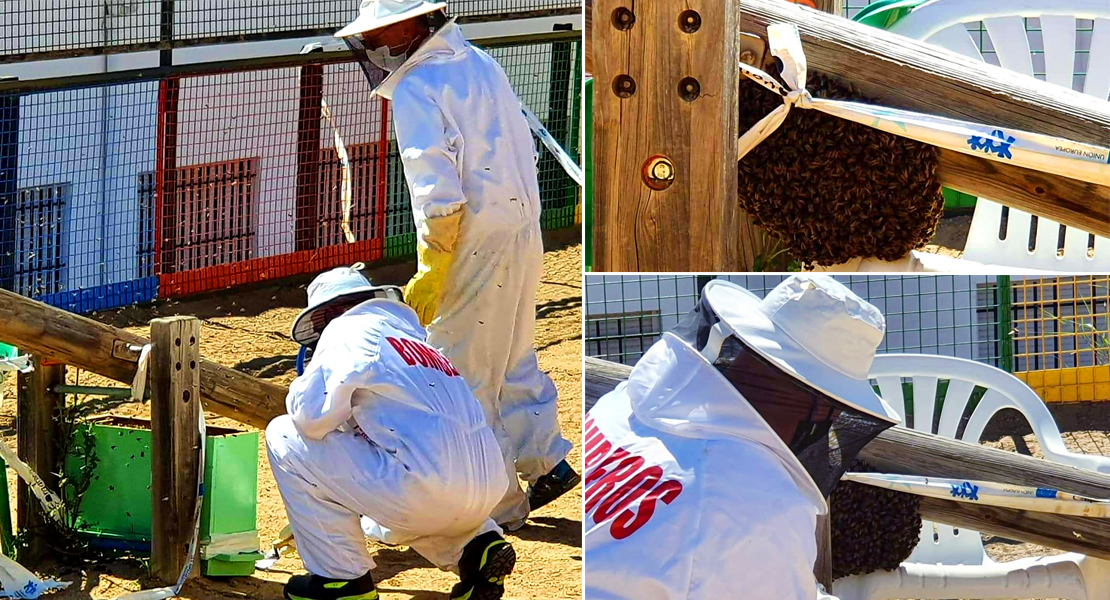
373, 19, 465, 99
626, 331, 828, 515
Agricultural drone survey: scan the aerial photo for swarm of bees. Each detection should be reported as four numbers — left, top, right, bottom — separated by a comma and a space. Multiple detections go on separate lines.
830, 459, 923, 579
737, 72, 945, 268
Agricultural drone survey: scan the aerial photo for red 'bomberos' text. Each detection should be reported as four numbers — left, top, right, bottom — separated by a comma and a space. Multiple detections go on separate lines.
584, 415, 683, 539
387, 337, 461, 377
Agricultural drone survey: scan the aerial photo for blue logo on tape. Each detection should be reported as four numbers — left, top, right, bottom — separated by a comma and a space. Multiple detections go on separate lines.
950, 481, 980, 501
967, 129, 1016, 159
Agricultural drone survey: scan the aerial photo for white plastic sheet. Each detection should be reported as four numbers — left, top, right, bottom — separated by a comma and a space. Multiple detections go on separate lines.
0, 443, 65, 528
130, 344, 152, 403
0, 553, 70, 598
522, 104, 584, 187
0, 357, 32, 374
844, 472, 1110, 517
739, 24, 1110, 187
321, 100, 356, 245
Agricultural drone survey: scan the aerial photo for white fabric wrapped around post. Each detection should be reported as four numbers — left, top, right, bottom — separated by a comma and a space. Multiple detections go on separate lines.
738, 24, 1110, 187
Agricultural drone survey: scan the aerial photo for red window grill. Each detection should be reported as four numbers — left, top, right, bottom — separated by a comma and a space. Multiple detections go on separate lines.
166, 158, 259, 272
317, 143, 384, 248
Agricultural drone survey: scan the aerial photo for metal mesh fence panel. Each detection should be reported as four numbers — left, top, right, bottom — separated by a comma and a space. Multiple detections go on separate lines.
1010, 276, 1110, 403
1, 0, 581, 62
1, 80, 160, 312
0, 35, 581, 311
584, 275, 1005, 368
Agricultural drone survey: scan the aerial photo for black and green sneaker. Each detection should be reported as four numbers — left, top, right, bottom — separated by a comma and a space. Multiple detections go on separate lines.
284, 569, 379, 600
450, 531, 516, 600
527, 460, 581, 513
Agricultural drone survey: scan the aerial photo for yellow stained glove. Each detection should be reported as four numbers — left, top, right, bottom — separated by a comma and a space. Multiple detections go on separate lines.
404, 210, 463, 326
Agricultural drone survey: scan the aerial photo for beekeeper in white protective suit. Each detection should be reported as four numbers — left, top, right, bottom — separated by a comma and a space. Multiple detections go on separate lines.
333, 0, 577, 529
267, 265, 516, 600
584, 275, 904, 600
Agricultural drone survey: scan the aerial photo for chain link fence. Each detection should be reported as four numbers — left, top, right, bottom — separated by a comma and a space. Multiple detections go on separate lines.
0, 33, 582, 312
1, 0, 580, 63
584, 275, 1007, 368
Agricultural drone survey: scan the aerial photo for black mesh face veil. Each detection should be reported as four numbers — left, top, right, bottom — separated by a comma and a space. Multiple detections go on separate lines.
343, 36, 390, 90
671, 296, 896, 498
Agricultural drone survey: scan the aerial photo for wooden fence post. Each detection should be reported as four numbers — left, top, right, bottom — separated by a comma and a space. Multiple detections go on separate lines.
16, 356, 64, 563
814, 513, 833, 592
150, 317, 201, 585
593, 0, 743, 271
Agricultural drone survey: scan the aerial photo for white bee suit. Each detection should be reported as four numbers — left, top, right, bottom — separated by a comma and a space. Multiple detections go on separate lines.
266, 299, 507, 579
583, 332, 839, 600
374, 21, 571, 523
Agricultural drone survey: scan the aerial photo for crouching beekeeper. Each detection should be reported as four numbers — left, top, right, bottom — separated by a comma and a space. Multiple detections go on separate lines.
267, 265, 516, 600
584, 275, 903, 600
333, 0, 577, 528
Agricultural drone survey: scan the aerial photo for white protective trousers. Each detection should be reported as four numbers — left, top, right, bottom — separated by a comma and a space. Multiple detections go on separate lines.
376, 21, 571, 523
267, 300, 507, 579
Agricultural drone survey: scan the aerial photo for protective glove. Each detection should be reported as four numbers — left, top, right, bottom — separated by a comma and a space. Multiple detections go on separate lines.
404, 210, 463, 325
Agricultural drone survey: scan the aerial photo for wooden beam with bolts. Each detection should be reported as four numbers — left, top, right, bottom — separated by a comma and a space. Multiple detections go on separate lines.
584, 356, 1110, 561
586, 0, 1110, 270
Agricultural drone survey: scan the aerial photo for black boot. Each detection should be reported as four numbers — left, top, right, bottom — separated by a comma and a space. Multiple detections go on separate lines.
284, 569, 378, 600
527, 459, 581, 513
449, 531, 516, 600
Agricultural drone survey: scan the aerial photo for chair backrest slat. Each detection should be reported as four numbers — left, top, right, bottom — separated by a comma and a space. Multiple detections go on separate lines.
1086, 18, 1110, 98
983, 16, 1036, 76
924, 23, 985, 61
1041, 15, 1078, 89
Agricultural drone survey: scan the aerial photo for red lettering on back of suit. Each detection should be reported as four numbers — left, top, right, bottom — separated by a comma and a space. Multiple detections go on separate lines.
386, 337, 461, 378
584, 423, 684, 539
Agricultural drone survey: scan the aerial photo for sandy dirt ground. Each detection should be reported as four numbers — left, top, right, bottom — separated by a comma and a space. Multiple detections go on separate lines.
921, 213, 972, 259
0, 242, 584, 599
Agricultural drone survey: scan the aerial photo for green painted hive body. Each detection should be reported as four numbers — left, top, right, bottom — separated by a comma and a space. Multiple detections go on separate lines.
66, 417, 262, 576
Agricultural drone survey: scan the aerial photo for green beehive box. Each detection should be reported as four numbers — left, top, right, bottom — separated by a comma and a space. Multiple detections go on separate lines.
65, 417, 262, 576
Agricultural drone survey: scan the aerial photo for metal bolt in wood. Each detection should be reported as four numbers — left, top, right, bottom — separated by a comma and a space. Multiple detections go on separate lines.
678, 77, 700, 101
678, 10, 701, 33
611, 7, 635, 30
612, 74, 636, 98
642, 155, 676, 190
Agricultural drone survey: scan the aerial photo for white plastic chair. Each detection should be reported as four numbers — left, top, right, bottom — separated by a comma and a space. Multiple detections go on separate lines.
834, 353, 1110, 600
886, 0, 1110, 271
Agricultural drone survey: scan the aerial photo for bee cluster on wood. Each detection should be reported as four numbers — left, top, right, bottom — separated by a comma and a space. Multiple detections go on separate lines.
737, 72, 945, 268
830, 459, 924, 579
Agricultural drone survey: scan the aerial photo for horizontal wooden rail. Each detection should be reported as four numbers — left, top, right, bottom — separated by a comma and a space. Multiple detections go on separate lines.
0, 287, 285, 429
586, 0, 1110, 238
584, 356, 1110, 560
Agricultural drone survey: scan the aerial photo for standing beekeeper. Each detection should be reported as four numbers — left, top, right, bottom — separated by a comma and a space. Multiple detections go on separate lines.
268, 265, 516, 600
584, 275, 903, 600
333, 0, 577, 528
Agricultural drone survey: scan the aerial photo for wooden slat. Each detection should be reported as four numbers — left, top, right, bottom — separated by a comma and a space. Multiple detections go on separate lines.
592, 0, 742, 271
586, 0, 1110, 242
150, 317, 201, 585
16, 357, 64, 564
0, 286, 285, 429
